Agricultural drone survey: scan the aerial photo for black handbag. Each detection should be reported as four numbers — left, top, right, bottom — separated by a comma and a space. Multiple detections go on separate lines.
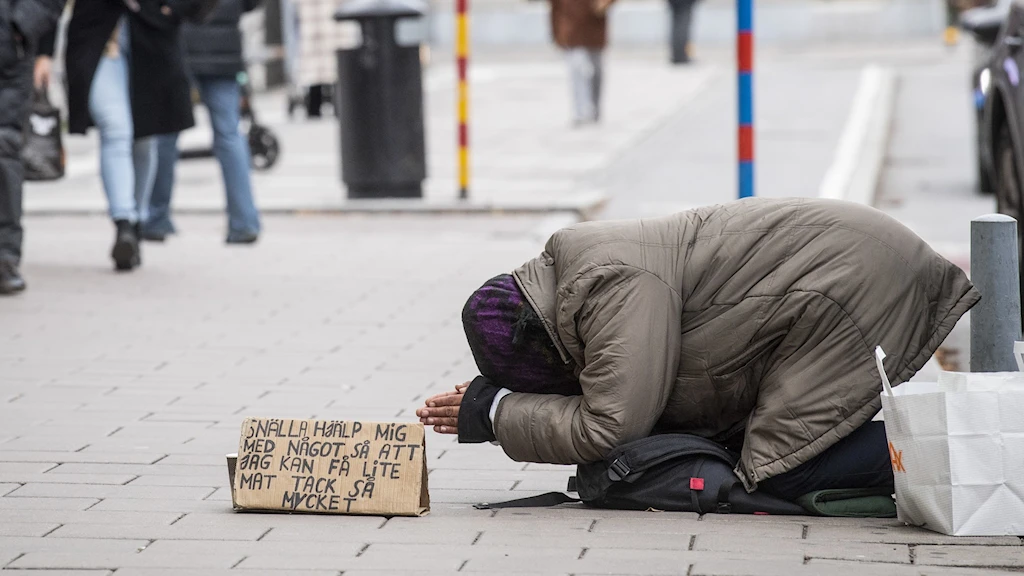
22, 89, 65, 182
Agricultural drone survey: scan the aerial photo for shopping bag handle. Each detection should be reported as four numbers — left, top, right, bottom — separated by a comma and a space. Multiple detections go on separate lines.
875, 346, 894, 397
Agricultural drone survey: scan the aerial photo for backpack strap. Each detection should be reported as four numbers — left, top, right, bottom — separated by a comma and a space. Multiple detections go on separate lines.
473, 492, 580, 510
689, 459, 706, 514
603, 434, 739, 481
716, 478, 737, 514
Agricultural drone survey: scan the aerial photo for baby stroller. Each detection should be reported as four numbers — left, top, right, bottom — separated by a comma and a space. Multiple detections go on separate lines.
178, 71, 281, 171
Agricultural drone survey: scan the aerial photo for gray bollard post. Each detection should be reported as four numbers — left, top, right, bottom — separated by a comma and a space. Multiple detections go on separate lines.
970, 214, 1023, 372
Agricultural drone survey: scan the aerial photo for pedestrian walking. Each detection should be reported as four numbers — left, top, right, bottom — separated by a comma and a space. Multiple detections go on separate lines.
282, 0, 349, 118
36, 0, 198, 271
417, 198, 979, 500
144, 0, 263, 245
0, 0, 64, 294
667, 0, 697, 64
550, 0, 616, 125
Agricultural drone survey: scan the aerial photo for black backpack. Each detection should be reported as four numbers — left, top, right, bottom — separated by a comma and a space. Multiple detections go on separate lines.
476, 433, 807, 515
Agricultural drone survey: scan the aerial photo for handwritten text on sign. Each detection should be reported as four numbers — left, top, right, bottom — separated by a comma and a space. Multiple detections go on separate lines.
232, 418, 429, 516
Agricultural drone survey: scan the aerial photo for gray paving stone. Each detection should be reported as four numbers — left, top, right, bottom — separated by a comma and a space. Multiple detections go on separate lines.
589, 516, 801, 538
260, 522, 479, 545
115, 565, 339, 569
386, 515, 594, 533
1, 565, 113, 569
0, 451, 165, 464
0, 522, 61, 537
468, 548, 700, 574
689, 557, 877, 576
0, 510, 182, 525
9, 484, 215, 500
87, 498, 227, 513
490, 506, 640, 520
8, 550, 228, 571
0, 571, 112, 576
326, 543, 581, 573
915, 545, 1024, 567
135, 540, 361, 570
341, 572, 569, 576
0, 497, 99, 511
124, 474, 223, 487
0, 462, 59, 474
692, 534, 909, 563
0, 473, 138, 485
0, 483, 20, 496
475, 530, 692, 550
48, 522, 270, 541
810, 559, 1023, 576
0, 437, 90, 452
0, 535, 150, 550
170, 509, 385, 531
806, 524, 1022, 545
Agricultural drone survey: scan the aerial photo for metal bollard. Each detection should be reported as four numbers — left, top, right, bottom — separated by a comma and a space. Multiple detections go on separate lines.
970, 214, 1023, 371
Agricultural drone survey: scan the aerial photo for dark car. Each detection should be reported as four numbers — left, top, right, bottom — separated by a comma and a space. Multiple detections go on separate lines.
965, 0, 1024, 312
963, 0, 1009, 194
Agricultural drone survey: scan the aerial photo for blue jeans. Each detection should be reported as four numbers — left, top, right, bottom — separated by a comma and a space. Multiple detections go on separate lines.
88, 49, 156, 224
147, 76, 261, 237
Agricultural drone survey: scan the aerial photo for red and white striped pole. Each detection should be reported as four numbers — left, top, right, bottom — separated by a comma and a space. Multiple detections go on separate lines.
456, 0, 470, 199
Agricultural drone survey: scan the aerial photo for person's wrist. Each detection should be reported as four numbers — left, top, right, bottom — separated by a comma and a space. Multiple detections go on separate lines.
457, 376, 501, 443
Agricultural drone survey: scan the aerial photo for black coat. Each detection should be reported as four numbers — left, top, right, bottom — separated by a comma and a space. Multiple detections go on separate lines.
182, 0, 262, 78
42, 0, 201, 137
0, 0, 64, 259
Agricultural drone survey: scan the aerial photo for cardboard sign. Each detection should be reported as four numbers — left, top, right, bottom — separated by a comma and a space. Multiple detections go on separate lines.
229, 417, 429, 517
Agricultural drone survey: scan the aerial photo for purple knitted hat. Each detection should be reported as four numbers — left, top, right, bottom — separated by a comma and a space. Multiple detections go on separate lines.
462, 274, 581, 396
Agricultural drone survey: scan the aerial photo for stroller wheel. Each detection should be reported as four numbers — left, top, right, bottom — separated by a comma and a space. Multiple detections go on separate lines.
249, 124, 280, 171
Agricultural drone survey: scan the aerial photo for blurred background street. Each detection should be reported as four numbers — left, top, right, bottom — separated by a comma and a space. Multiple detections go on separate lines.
2, 0, 1022, 572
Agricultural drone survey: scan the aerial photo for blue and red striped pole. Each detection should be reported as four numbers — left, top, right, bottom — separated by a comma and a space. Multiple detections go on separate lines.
737, 0, 754, 198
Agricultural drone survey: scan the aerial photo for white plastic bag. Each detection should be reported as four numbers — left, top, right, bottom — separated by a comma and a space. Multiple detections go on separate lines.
876, 345, 1024, 536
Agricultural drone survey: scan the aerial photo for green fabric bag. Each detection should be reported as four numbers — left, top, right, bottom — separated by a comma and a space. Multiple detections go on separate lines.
796, 487, 897, 518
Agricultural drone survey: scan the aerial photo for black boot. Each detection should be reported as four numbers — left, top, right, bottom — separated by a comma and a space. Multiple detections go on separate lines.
0, 257, 25, 295
111, 219, 141, 271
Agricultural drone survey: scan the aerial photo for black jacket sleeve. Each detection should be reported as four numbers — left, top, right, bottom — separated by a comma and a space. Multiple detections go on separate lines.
38, 26, 56, 57
243, 0, 264, 13
457, 376, 502, 444
11, 0, 65, 47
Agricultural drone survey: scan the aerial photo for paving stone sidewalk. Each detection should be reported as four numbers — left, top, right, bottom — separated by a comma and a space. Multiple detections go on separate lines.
1, 213, 1023, 575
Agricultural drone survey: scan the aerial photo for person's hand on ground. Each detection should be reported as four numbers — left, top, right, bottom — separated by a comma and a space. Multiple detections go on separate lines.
416, 381, 470, 434
33, 56, 52, 90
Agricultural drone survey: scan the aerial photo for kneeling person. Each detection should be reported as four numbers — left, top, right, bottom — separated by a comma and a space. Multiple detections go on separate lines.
417, 198, 979, 500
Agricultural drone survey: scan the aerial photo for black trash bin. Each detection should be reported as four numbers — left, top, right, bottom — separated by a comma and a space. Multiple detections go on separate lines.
334, 0, 427, 199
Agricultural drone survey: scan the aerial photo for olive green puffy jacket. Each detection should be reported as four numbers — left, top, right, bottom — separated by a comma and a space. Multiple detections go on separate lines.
495, 197, 979, 491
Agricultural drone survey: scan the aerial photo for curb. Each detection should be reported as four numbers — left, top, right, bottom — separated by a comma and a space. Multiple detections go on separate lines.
818, 65, 899, 206
24, 193, 609, 222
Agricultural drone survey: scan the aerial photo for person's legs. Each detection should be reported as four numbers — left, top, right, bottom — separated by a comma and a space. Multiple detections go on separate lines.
144, 133, 180, 240
133, 136, 156, 226
89, 51, 142, 270
588, 49, 603, 121
307, 84, 323, 118
196, 75, 261, 242
0, 53, 32, 293
669, 0, 694, 63
757, 420, 895, 501
89, 54, 138, 224
566, 48, 598, 124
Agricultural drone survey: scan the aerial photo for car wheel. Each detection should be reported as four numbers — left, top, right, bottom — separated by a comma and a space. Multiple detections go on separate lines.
995, 124, 1021, 220
979, 157, 994, 194
994, 123, 1024, 324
